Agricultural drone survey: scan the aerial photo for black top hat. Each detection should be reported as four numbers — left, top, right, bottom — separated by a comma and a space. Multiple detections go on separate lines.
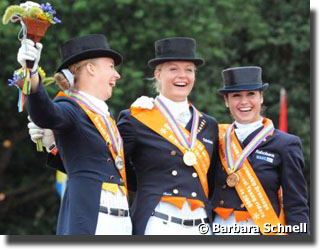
56, 34, 123, 72
218, 66, 269, 95
148, 37, 205, 69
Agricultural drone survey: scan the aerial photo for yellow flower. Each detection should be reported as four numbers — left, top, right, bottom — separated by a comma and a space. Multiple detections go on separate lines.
38, 67, 46, 78
36, 13, 49, 22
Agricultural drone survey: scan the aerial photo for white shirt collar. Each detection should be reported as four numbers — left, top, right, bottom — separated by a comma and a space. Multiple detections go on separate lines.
158, 93, 190, 119
234, 119, 263, 143
78, 91, 110, 116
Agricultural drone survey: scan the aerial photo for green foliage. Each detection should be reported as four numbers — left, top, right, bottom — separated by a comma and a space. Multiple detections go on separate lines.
0, 0, 310, 234
28, 6, 43, 19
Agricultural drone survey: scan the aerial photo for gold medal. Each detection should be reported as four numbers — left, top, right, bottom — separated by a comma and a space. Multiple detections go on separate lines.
115, 155, 124, 170
226, 172, 239, 188
183, 151, 197, 166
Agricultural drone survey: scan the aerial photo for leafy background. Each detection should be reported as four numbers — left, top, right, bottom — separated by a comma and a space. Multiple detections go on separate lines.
0, 0, 310, 234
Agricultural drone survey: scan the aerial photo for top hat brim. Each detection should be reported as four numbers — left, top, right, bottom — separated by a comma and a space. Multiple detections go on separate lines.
56, 48, 123, 72
148, 57, 205, 69
218, 83, 269, 95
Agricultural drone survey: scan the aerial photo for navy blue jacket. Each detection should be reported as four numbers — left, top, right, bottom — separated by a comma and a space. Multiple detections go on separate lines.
210, 127, 310, 233
117, 108, 219, 235
27, 83, 124, 235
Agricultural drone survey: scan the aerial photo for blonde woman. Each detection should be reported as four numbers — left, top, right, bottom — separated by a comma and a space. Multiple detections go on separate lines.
18, 34, 131, 235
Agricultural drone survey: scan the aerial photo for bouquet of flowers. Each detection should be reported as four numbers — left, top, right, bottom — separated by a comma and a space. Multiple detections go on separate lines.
3, 1, 61, 93
3, 1, 61, 151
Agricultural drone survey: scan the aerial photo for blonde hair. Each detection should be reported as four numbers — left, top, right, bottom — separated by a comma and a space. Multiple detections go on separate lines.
151, 64, 163, 93
54, 59, 96, 91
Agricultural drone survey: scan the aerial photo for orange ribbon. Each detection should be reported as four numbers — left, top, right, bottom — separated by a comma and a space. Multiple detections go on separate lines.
56, 91, 128, 197
131, 107, 210, 198
218, 122, 287, 235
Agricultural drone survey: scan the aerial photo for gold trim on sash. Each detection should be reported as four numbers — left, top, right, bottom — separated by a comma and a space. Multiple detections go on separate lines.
218, 123, 287, 235
131, 107, 210, 198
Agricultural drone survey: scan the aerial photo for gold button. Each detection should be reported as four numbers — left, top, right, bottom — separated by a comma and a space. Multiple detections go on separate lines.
191, 192, 197, 197
107, 158, 112, 163
170, 151, 177, 156
192, 172, 198, 178
220, 200, 224, 206
172, 170, 178, 176
173, 189, 179, 194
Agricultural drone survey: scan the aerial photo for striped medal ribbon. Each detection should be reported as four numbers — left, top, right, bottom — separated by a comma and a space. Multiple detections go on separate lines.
154, 96, 200, 166
69, 91, 124, 170
225, 119, 274, 187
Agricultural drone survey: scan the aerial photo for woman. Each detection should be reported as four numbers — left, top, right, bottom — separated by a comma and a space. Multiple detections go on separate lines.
211, 66, 310, 235
117, 37, 219, 235
18, 34, 132, 235
27, 37, 219, 235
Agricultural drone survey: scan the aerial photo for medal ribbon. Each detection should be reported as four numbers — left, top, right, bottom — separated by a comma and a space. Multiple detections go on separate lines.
69, 91, 123, 157
226, 119, 274, 173
155, 96, 199, 152
56, 91, 127, 196
218, 120, 286, 235
131, 106, 210, 197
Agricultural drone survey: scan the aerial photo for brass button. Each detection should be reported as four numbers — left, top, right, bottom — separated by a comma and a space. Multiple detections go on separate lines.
191, 192, 197, 197
170, 150, 177, 156
107, 158, 112, 163
222, 184, 227, 189
173, 189, 179, 194
219, 200, 224, 206
192, 172, 198, 178
172, 170, 178, 176
109, 175, 114, 180
240, 203, 245, 208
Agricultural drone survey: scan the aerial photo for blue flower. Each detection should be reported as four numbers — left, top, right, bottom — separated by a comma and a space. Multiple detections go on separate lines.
8, 72, 23, 86
53, 17, 61, 23
40, 2, 61, 24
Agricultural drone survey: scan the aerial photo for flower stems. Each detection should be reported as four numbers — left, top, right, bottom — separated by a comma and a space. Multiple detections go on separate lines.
36, 138, 43, 152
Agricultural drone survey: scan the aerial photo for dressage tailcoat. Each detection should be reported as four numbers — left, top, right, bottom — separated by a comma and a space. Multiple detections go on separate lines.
117, 107, 219, 235
210, 126, 310, 233
27, 83, 124, 235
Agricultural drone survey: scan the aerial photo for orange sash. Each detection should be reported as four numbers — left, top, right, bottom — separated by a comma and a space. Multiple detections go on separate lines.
57, 92, 128, 197
131, 107, 210, 198
218, 124, 286, 235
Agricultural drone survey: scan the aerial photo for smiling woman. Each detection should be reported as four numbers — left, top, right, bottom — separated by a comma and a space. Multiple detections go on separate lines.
210, 66, 310, 235
117, 37, 219, 235
224, 90, 263, 124
154, 61, 196, 102
17, 34, 132, 235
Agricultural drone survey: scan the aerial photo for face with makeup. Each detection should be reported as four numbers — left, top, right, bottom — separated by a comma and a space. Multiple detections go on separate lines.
224, 90, 263, 124
75, 57, 121, 101
154, 61, 196, 102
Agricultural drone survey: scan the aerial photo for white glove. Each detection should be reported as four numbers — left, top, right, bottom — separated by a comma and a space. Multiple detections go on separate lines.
131, 96, 155, 110
27, 117, 56, 153
17, 39, 43, 72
